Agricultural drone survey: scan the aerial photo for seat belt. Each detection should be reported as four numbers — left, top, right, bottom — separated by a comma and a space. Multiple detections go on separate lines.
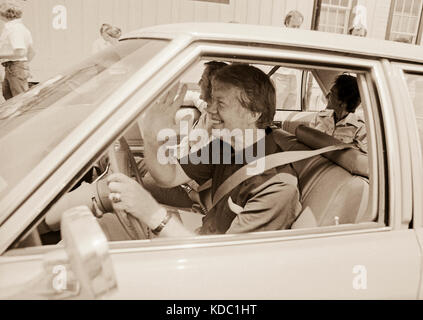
207, 143, 354, 212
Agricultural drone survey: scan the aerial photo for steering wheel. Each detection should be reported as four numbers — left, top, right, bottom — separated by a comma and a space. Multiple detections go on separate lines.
106, 137, 151, 240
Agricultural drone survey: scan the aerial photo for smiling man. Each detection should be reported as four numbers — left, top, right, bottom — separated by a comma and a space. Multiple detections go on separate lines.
108, 64, 302, 237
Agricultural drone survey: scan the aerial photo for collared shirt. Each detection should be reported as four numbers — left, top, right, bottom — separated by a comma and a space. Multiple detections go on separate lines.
310, 109, 368, 153
179, 128, 302, 234
0, 19, 33, 62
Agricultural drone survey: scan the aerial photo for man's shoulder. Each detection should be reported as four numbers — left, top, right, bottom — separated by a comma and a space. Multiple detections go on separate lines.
242, 164, 298, 196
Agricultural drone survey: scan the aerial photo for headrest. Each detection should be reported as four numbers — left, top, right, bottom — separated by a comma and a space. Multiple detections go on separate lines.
295, 125, 369, 178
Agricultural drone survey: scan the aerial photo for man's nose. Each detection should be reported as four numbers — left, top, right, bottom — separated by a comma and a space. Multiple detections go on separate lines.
207, 100, 218, 114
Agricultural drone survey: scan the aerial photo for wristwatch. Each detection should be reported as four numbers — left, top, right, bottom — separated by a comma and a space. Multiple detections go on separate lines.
152, 208, 175, 235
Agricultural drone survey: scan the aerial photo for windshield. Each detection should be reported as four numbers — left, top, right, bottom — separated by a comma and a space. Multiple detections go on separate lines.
0, 39, 168, 202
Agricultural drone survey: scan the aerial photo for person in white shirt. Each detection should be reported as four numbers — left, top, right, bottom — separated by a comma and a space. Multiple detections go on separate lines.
310, 74, 367, 153
348, 23, 367, 37
348, 5, 368, 37
0, 2, 35, 100
92, 24, 122, 54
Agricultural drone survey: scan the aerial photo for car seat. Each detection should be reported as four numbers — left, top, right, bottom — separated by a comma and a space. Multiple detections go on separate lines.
273, 126, 373, 229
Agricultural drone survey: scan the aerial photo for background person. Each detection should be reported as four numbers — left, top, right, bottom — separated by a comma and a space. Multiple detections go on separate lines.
348, 4, 368, 37
283, 10, 304, 29
92, 23, 122, 54
348, 23, 367, 37
309, 74, 367, 153
0, 2, 35, 100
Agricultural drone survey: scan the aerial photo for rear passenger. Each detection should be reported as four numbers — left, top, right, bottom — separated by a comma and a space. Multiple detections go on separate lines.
310, 74, 367, 154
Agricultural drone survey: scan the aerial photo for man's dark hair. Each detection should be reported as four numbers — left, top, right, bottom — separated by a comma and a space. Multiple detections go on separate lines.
212, 64, 276, 128
334, 74, 361, 113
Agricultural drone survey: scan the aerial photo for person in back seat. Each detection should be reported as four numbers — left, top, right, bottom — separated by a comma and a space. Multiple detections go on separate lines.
309, 74, 367, 153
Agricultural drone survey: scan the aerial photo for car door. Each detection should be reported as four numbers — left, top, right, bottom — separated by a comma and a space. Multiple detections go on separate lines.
392, 62, 423, 299
99, 42, 422, 299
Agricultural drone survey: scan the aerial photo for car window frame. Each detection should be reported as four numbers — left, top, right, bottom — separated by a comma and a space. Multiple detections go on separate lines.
376, 60, 418, 229
85, 44, 386, 237
393, 62, 423, 229
301, 70, 329, 113
3, 39, 395, 254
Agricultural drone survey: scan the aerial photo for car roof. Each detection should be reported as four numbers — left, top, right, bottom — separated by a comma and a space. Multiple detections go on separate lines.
122, 22, 423, 65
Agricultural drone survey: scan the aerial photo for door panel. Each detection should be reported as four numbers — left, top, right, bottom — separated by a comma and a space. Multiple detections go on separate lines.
108, 229, 420, 299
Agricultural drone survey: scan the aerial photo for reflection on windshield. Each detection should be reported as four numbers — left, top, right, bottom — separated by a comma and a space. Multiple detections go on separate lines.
0, 75, 63, 120
0, 43, 135, 122
0, 39, 168, 207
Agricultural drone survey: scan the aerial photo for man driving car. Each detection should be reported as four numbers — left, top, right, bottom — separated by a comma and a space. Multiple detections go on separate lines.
141, 61, 228, 210
107, 64, 302, 236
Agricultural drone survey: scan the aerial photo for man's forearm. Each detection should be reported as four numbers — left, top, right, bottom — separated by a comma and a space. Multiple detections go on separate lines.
148, 207, 194, 237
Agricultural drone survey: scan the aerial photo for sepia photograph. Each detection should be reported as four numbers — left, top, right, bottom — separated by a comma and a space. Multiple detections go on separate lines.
0, 0, 422, 303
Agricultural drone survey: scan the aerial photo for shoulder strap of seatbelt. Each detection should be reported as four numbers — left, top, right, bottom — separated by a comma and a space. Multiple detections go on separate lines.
208, 143, 354, 211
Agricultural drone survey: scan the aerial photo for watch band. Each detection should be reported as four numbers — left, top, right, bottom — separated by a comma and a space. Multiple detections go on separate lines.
152, 209, 174, 235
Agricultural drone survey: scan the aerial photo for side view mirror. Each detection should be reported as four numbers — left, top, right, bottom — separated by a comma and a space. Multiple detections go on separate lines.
60, 206, 117, 298
2, 206, 117, 300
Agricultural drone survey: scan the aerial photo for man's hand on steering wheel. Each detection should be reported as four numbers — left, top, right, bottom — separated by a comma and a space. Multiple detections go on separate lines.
107, 173, 166, 230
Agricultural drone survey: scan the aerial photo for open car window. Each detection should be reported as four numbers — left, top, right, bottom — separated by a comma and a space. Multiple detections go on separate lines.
11, 56, 381, 251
